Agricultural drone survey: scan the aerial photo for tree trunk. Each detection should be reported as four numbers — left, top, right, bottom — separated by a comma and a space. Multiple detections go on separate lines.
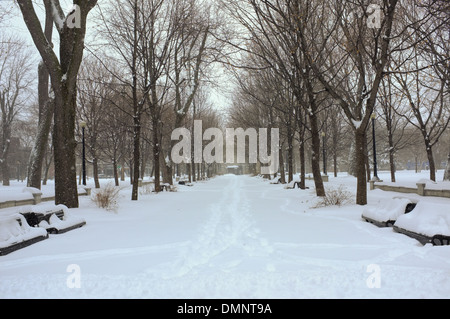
27, 5, 53, 189
26, 1, 53, 190
309, 115, 325, 197
279, 146, 286, 184
113, 158, 119, 186
1, 154, 10, 186
121, 160, 125, 181
140, 142, 147, 180
27, 98, 53, 189
53, 89, 78, 208
131, 116, 141, 200
287, 131, 294, 183
388, 134, 396, 182
188, 163, 192, 183
425, 144, 436, 182
299, 142, 306, 189
364, 134, 371, 182
152, 115, 161, 192
355, 129, 368, 205
93, 157, 100, 189
160, 154, 171, 184
333, 152, 338, 178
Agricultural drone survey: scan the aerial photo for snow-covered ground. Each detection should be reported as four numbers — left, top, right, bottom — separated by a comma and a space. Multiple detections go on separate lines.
0, 170, 449, 299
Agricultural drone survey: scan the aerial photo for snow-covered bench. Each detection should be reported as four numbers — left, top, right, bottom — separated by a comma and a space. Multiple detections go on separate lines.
178, 180, 193, 187
393, 201, 450, 246
362, 197, 417, 227
0, 214, 48, 256
284, 180, 301, 189
161, 183, 177, 192
269, 176, 281, 184
18, 204, 86, 234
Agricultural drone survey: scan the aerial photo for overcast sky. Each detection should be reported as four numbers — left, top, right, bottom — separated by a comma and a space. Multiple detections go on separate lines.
4, 1, 231, 116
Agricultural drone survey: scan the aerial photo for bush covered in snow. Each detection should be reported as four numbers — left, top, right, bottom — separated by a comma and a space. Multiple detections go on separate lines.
313, 185, 353, 208
92, 183, 123, 213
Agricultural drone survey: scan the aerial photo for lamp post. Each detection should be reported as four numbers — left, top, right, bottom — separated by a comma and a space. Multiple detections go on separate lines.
371, 113, 379, 181
80, 121, 87, 186
322, 132, 327, 176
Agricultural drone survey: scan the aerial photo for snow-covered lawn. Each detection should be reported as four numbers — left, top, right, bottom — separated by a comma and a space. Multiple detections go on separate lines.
0, 170, 449, 299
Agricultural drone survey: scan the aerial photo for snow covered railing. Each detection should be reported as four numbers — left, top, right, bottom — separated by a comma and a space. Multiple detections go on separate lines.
370, 180, 450, 199
0, 214, 48, 256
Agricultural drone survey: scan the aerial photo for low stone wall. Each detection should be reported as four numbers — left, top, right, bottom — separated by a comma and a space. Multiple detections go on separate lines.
0, 187, 91, 210
370, 181, 450, 199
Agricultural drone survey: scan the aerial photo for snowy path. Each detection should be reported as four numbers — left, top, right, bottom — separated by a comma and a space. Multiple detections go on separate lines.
169, 175, 274, 278
1, 174, 450, 298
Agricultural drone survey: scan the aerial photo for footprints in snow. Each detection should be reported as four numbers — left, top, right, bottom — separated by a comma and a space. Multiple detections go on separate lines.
174, 176, 274, 276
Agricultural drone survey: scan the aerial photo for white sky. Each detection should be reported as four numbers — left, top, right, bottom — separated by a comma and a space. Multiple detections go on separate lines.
3, 1, 231, 114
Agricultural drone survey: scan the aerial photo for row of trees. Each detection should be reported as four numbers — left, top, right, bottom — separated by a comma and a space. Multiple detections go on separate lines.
1, 0, 448, 208
5, 0, 226, 207
222, 0, 449, 204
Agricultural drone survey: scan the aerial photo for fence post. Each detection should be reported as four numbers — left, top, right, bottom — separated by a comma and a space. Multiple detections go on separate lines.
416, 183, 426, 196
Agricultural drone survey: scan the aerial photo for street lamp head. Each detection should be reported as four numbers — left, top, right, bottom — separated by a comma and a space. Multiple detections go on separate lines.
321, 132, 326, 137
80, 121, 87, 128
371, 113, 376, 120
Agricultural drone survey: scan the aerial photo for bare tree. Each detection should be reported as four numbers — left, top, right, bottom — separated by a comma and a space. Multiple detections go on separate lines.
221, 0, 327, 196
294, 0, 399, 205
77, 57, 116, 188
387, 0, 450, 182
27, 2, 54, 190
0, 36, 34, 186
377, 75, 415, 182
17, 0, 98, 208
162, 0, 212, 185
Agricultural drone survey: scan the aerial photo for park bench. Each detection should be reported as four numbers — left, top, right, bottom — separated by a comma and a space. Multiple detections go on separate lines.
362, 197, 417, 227
393, 201, 450, 246
161, 183, 178, 192
19, 204, 86, 234
269, 176, 281, 184
0, 214, 48, 256
178, 180, 193, 187
284, 180, 309, 189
